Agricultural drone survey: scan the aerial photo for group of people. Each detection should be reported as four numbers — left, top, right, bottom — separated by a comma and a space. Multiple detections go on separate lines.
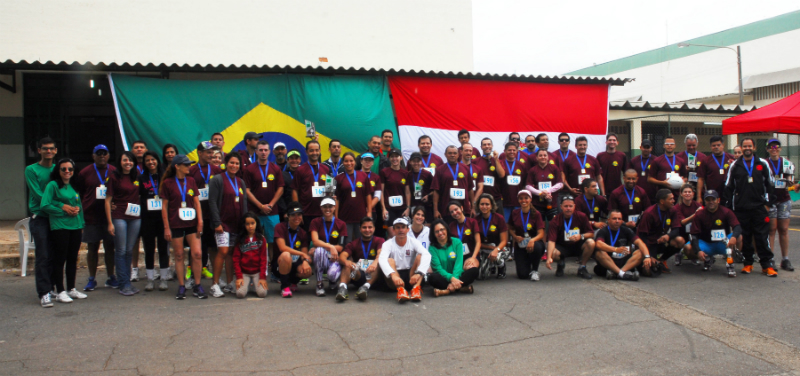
25, 128, 796, 308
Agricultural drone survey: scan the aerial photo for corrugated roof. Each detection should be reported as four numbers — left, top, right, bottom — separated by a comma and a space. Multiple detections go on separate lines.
0, 60, 633, 86
610, 100, 756, 113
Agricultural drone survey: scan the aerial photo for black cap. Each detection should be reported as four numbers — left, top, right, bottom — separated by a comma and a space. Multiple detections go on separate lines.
409, 152, 422, 161
388, 148, 402, 157
197, 141, 219, 151
641, 139, 653, 147
287, 206, 303, 215
704, 190, 720, 199
244, 132, 262, 141
560, 195, 575, 204
172, 155, 196, 165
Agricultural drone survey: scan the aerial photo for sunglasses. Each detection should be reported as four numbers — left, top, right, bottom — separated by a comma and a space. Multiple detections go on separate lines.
95, 150, 109, 156
510, 138, 520, 141
60, 167, 74, 172
559, 139, 569, 142
770, 145, 781, 149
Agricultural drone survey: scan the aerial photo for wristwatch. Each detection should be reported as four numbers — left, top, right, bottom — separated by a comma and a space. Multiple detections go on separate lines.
644, 255, 651, 258
414, 270, 426, 277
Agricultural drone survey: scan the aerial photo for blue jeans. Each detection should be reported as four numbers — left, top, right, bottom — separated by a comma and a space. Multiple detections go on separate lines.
29, 216, 53, 297
113, 218, 141, 288
503, 206, 520, 221
258, 215, 279, 242
697, 234, 733, 256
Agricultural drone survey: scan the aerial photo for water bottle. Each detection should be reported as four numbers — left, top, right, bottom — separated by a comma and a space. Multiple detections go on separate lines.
612, 252, 623, 259
325, 174, 334, 196
726, 248, 733, 265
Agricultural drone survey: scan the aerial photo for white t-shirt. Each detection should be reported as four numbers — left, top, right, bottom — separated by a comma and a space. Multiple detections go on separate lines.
378, 236, 431, 277
408, 226, 430, 249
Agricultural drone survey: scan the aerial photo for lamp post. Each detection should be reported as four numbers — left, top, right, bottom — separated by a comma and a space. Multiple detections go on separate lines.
678, 43, 743, 106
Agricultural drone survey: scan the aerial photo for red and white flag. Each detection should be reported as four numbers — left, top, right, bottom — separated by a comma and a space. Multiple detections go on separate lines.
389, 76, 610, 159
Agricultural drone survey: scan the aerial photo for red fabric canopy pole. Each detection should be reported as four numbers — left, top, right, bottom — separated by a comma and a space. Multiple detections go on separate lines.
722, 90, 800, 135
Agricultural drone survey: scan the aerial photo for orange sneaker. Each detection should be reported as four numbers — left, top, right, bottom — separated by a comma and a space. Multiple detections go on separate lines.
410, 286, 422, 301
741, 265, 753, 274
660, 260, 671, 274
762, 267, 778, 277
396, 288, 409, 303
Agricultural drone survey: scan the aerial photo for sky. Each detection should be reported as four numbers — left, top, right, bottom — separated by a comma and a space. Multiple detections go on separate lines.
472, 0, 800, 76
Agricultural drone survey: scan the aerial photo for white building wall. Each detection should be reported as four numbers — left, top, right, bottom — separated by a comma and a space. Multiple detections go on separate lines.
2, 0, 474, 73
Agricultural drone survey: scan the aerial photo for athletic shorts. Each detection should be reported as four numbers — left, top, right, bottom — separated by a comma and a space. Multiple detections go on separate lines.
82, 224, 114, 243
697, 234, 733, 256
170, 226, 197, 239
374, 269, 411, 292
386, 208, 406, 224
349, 268, 368, 288
769, 200, 791, 220
554, 241, 586, 259
594, 254, 632, 276
214, 231, 239, 247
258, 215, 280, 242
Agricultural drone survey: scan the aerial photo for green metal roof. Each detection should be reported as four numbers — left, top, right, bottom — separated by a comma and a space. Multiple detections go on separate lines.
566, 10, 800, 77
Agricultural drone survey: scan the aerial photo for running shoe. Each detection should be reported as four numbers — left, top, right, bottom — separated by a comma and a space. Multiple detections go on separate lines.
144, 279, 155, 292
529, 271, 540, 281
316, 282, 326, 297
105, 276, 119, 289
119, 286, 136, 296
55, 291, 73, 303
621, 271, 639, 281
660, 260, 671, 274
193, 285, 208, 299
703, 257, 713, 272
130, 268, 140, 282
83, 277, 97, 292
176, 285, 186, 300
396, 287, 410, 303
496, 266, 506, 279
555, 260, 565, 277
741, 265, 753, 274
605, 270, 617, 280
674, 253, 683, 266
577, 267, 593, 280
222, 283, 235, 294
210, 284, 224, 298
67, 288, 87, 299
290, 284, 298, 293
762, 267, 778, 278
335, 285, 348, 301
185, 266, 192, 281
158, 279, 169, 291
201, 267, 213, 279
299, 278, 310, 285
727, 265, 737, 278
185, 278, 195, 289
41, 294, 53, 308
269, 274, 281, 283
282, 287, 293, 298
410, 286, 422, 302
356, 285, 369, 301
780, 259, 794, 272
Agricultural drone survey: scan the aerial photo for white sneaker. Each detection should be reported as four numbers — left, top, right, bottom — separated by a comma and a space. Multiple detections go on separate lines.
55, 291, 73, 303
210, 284, 225, 298
158, 279, 169, 291
130, 268, 140, 282
530, 271, 540, 281
67, 288, 87, 299
185, 278, 195, 289
41, 294, 53, 308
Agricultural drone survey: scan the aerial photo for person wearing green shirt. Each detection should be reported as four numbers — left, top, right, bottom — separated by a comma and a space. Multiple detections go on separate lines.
427, 219, 478, 297
41, 158, 86, 304
24, 137, 57, 308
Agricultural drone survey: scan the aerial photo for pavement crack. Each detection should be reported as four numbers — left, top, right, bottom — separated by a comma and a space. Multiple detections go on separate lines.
165, 327, 189, 349
304, 317, 361, 360
102, 342, 118, 371
418, 318, 442, 337
240, 334, 250, 357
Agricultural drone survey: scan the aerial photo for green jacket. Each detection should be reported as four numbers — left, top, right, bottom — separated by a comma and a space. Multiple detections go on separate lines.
429, 237, 464, 280
40, 181, 85, 231
25, 162, 54, 216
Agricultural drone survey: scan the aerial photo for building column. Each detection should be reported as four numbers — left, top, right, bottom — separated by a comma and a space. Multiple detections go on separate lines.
727, 134, 738, 152
631, 119, 642, 157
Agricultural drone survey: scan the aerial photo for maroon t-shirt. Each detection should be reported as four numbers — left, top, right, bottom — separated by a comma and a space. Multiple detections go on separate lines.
238, 149, 256, 172
217, 174, 246, 233
690, 206, 740, 243
677, 151, 708, 186
562, 153, 602, 194
573, 194, 608, 221
649, 154, 687, 197
676, 200, 700, 236
291, 162, 331, 217
309, 216, 348, 246
551, 149, 573, 173
475, 213, 507, 245
334, 170, 375, 223
547, 211, 593, 245
498, 158, 528, 207
106, 173, 140, 220
526, 163, 562, 211
343, 236, 386, 262
450, 217, 480, 258
274, 222, 309, 251
597, 151, 629, 194
243, 161, 285, 213
380, 167, 410, 212
637, 205, 683, 244
702, 152, 735, 195
75, 163, 116, 225
457, 145, 481, 162
464, 162, 484, 196
431, 162, 473, 215
188, 163, 223, 220
607, 185, 651, 222
631, 155, 658, 203
765, 157, 791, 203
161, 176, 200, 229
472, 156, 502, 201
408, 168, 434, 209
508, 208, 544, 238
420, 153, 444, 170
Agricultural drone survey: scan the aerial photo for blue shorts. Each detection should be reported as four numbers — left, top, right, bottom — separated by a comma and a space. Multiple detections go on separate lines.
258, 215, 280, 243
697, 234, 733, 256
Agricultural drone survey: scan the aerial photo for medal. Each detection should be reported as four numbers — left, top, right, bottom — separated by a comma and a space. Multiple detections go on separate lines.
351, 191, 356, 198
748, 177, 753, 183
100, 184, 106, 188
629, 205, 633, 210
641, 171, 646, 176
581, 169, 586, 174
262, 182, 267, 188
235, 197, 239, 202
181, 201, 187, 208
720, 169, 724, 175
154, 195, 159, 200
453, 180, 458, 186
314, 181, 319, 186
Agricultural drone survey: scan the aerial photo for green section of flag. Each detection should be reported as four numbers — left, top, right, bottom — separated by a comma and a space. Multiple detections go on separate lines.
110, 74, 397, 155
790, 189, 800, 202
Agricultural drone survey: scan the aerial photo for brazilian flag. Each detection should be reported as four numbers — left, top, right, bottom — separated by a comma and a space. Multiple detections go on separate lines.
109, 74, 398, 162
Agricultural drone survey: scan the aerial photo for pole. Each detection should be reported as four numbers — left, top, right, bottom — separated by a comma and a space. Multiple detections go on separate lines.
737, 46, 744, 106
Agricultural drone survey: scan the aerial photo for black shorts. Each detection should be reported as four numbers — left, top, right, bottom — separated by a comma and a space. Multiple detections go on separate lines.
170, 226, 198, 239
277, 256, 306, 283
350, 270, 368, 288
373, 269, 411, 292
645, 242, 669, 258
387, 208, 406, 224
554, 241, 586, 259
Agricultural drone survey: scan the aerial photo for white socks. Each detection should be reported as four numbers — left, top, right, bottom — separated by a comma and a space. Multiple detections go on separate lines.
618, 270, 626, 278
160, 268, 170, 281
340, 282, 347, 288
146, 269, 155, 280
363, 283, 371, 289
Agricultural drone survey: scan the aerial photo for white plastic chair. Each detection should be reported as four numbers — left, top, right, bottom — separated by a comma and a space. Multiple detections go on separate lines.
15, 218, 35, 277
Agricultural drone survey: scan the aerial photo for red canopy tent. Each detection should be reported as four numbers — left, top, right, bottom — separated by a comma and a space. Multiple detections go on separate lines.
723, 90, 800, 135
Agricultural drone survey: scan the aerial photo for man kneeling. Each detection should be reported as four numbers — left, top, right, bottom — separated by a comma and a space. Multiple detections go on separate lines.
377, 217, 431, 303
546, 196, 596, 279
687, 190, 741, 277
594, 210, 652, 281
336, 217, 385, 302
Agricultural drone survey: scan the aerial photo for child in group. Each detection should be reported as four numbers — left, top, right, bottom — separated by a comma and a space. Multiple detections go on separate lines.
232, 213, 269, 298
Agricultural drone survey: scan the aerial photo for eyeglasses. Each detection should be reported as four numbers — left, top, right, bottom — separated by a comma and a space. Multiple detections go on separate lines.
510, 138, 520, 141
559, 139, 569, 142
60, 167, 74, 172
95, 150, 109, 156
40, 147, 56, 151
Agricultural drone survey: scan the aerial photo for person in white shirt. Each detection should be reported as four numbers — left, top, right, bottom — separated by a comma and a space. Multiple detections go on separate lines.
407, 206, 431, 249
377, 217, 432, 303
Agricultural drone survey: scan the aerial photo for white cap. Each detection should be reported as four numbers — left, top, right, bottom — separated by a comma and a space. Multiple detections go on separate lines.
320, 197, 336, 207
273, 142, 287, 149
517, 189, 533, 198
392, 217, 410, 226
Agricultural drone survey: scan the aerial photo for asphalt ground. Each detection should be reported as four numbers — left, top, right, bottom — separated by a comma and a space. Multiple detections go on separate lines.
2, 218, 800, 375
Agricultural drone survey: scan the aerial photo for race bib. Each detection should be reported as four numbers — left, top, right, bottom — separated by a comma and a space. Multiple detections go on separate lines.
414, 183, 422, 200
358, 259, 373, 271
687, 155, 696, 168
507, 175, 521, 186
291, 254, 300, 262
214, 232, 230, 247
388, 195, 403, 207
423, 167, 436, 176
628, 214, 640, 223
685, 223, 691, 233
711, 229, 726, 242
463, 243, 470, 255
450, 188, 466, 199
578, 174, 590, 184
688, 172, 698, 182
775, 179, 787, 189
124, 203, 141, 217
483, 176, 495, 187
179, 208, 197, 221
311, 186, 326, 198
198, 187, 209, 201
538, 181, 551, 191
95, 186, 107, 200
564, 229, 579, 241
147, 198, 162, 211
